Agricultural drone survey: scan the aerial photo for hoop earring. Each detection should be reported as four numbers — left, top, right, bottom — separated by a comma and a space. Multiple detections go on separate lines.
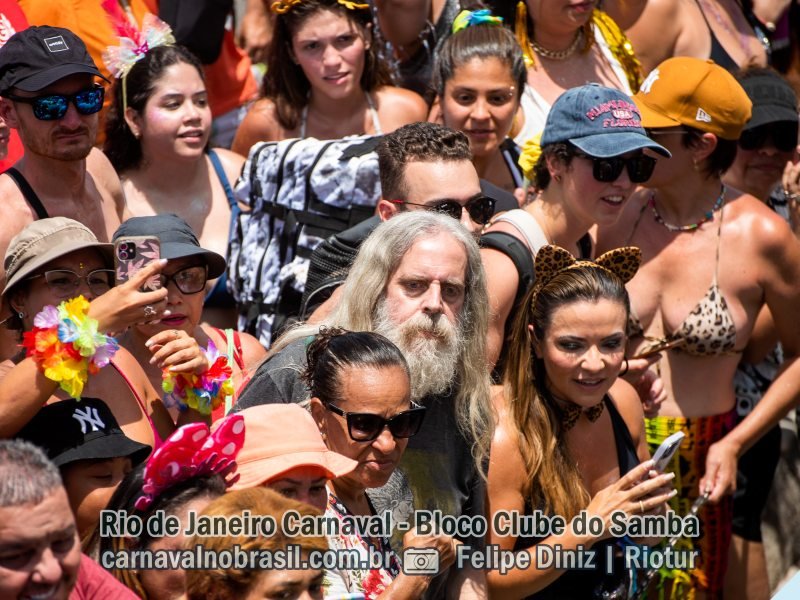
554, 174, 562, 183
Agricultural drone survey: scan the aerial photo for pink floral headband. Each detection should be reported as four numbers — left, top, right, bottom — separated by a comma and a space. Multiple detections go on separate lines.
135, 415, 245, 511
101, 0, 175, 114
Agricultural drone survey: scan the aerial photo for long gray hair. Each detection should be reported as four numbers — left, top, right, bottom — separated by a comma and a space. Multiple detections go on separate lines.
274, 211, 493, 472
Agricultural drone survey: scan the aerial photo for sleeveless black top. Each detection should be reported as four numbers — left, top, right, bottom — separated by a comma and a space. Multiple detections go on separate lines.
513, 396, 639, 599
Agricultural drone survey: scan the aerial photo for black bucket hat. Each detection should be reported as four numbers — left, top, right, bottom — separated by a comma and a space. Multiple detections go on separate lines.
16, 397, 152, 468
113, 214, 226, 278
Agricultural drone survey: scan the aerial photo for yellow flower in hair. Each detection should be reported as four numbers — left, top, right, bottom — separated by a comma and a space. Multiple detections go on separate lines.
518, 132, 543, 182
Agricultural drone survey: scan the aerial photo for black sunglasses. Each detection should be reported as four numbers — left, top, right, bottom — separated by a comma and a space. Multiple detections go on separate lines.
156, 265, 208, 295
325, 402, 427, 442
6, 85, 105, 121
574, 152, 656, 184
390, 195, 496, 225
739, 123, 798, 153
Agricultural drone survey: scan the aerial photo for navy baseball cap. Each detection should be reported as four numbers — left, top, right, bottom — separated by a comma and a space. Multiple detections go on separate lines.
16, 398, 151, 468
541, 84, 670, 158
0, 26, 108, 95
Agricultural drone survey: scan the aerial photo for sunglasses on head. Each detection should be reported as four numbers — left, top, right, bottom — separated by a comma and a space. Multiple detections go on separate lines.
739, 123, 798, 153
6, 85, 105, 121
390, 195, 496, 225
574, 152, 657, 184
325, 402, 427, 442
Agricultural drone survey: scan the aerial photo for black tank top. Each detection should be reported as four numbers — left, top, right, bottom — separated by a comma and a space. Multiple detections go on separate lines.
513, 396, 639, 599
6, 168, 50, 219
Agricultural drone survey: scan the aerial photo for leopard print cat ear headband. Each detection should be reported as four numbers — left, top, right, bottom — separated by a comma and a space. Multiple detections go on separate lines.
532, 244, 642, 299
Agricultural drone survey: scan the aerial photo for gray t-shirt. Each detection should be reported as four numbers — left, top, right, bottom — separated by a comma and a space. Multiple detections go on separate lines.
233, 339, 485, 599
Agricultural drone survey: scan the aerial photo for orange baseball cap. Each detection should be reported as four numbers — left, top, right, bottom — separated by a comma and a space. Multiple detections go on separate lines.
634, 57, 752, 140
226, 404, 357, 491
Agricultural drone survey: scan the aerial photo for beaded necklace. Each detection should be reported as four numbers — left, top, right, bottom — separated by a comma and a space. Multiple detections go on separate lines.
649, 186, 726, 232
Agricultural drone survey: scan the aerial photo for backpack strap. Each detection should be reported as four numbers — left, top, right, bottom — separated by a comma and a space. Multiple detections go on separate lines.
480, 231, 535, 306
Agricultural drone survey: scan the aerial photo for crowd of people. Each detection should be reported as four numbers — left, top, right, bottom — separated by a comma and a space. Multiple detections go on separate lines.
1, 1, 799, 599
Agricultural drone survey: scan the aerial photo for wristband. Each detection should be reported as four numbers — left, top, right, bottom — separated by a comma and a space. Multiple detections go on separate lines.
161, 339, 234, 415
22, 296, 119, 398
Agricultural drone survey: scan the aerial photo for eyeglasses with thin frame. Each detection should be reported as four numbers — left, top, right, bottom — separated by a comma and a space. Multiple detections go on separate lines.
27, 269, 115, 299
738, 122, 798, 153
573, 152, 656, 184
389, 195, 496, 225
157, 265, 208, 295
5, 85, 105, 121
325, 401, 427, 442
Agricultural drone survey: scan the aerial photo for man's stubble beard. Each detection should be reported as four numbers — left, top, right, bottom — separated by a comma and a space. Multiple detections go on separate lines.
373, 297, 465, 402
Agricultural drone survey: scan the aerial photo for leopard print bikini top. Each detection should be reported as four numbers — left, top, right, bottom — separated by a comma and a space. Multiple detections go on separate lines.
627, 201, 740, 356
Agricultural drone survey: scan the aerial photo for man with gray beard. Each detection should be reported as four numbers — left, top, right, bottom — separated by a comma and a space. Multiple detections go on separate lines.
234, 211, 491, 599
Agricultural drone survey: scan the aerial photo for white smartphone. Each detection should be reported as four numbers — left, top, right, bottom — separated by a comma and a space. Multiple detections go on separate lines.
651, 431, 685, 472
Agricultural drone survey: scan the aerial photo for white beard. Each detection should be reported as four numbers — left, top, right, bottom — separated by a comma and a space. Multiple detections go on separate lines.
373, 298, 464, 402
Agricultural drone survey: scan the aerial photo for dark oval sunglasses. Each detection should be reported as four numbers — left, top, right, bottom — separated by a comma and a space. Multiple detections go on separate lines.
6, 85, 105, 121
390, 195, 496, 225
739, 122, 798, 153
326, 402, 427, 442
574, 152, 656, 184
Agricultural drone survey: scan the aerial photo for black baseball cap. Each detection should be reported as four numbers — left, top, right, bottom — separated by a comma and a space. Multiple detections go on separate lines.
739, 71, 799, 131
0, 26, 108, 95
113, 214, 227, 279
16, 398, 151, 468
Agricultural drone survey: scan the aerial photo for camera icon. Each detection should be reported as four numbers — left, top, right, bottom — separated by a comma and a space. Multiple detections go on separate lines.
402, 548, 439, 575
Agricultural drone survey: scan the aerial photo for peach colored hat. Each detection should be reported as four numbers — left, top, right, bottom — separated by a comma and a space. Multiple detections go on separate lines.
227, 404, 357, 491
634, 57, 752, 140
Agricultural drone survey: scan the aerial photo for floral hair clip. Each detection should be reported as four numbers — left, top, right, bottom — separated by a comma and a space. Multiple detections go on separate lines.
452, 9, 504, 34
101, 0, 175, 113
134, 415, 245, 511
271, 0, 368, 15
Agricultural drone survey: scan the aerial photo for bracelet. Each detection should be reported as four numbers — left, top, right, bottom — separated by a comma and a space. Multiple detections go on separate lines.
784, 189, 800, 204
161, 339, 234, 415
22, 296, 119, 399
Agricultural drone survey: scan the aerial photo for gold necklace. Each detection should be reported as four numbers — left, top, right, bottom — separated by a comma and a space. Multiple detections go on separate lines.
530, 29, 583, 60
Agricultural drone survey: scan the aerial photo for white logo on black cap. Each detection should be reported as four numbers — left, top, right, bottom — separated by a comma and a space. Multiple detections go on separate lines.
73, 406, 105, 434
43, 35, 69, 53
695, 108, 712, 123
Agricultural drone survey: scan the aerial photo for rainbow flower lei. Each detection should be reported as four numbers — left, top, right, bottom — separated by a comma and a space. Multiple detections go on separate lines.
22, 296, 119, 399
161, 339, 234, 416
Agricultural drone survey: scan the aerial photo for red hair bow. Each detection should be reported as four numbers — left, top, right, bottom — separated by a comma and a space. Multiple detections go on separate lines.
135, 414, 245, 511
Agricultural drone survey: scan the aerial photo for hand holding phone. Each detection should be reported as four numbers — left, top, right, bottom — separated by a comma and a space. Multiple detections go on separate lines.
114, 236, 162, 292
651, 431, 685, 472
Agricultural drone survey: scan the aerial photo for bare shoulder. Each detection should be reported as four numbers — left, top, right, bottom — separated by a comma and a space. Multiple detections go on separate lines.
607, 377, 645, 443
602, 0, 649, 29
239, 331, 268, 366
374, 86, 429, 129
210, 147, 246, 182
86, 147, 122, 187
725, 191, 796, 257
232, 98, 286, 156
0, 174, 37, 269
